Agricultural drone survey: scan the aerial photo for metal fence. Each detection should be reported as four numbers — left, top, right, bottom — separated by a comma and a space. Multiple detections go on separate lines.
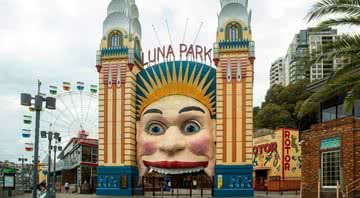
142, 175, 213, 197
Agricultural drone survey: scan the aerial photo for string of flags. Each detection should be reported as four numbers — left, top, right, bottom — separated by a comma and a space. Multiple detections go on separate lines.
77, 82, 85, 91
63, 82, 71, 91
90, 85, 98, 94
22, 129, 31, 138
50, 86, 58, 95
58, 82, 97, 93
23, 115, 32, 124
25, 143, 34, 152
23, 115, 33, 151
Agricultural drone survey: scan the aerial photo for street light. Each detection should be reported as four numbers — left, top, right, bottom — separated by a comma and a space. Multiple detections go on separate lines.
41, 131, 61, 198
18, 157, 28, 192
20, 80, 56, 198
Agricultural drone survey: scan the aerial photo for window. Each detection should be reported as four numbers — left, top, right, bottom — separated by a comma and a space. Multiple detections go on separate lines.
108, 31, 123, 48
355, 100, 360, 119
322, 106, 336, 122
321, 150, 340, 188
91, 147, 98, 163
229, 26, 238, 41
337, 104, 352, 118
225, 22, 242, 41
112, 34, 120, 47
82, 146, 91, 162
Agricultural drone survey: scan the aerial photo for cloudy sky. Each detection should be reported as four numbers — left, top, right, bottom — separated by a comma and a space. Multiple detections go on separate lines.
0, 0, 333, 162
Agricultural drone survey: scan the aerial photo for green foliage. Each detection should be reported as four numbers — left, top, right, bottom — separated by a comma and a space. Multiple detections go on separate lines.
255, 104, 296, 129
255, 81, 318, 130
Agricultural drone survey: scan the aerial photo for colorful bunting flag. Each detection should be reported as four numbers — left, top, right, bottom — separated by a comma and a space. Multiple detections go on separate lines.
24, 115, 32, 124
49, 86, 58, 95
22, 129, 31, 138
90, 85, 98, 94
63, 82, 71, 91
25, 143, 33, 152
77, 82, 85, 91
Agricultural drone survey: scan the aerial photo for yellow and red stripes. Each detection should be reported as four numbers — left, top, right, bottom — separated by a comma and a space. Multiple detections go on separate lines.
112, 86, 117, 164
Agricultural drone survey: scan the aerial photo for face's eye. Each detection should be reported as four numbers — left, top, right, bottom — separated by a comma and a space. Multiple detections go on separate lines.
146, 122, 165, 135
182, 120, 202, 134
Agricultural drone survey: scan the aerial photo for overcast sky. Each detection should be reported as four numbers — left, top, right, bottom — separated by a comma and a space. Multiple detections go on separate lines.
0, 0, 335, 162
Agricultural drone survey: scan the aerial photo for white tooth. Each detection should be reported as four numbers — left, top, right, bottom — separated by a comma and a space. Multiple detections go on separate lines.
149, 167, 204, 175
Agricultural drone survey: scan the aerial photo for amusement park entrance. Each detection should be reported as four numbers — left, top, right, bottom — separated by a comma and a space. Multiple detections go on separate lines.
142, 173, 214, 197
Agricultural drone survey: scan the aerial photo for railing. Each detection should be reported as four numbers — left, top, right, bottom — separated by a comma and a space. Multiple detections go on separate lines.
101, 47, 129, 57
346, 178, 360, 198
219, 39, 250, 49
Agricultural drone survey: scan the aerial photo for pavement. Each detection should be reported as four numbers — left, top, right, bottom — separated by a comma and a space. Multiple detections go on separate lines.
13, 191, 301, 198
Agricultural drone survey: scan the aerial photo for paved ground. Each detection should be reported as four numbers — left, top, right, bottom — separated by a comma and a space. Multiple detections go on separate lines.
14, 191, 301, 198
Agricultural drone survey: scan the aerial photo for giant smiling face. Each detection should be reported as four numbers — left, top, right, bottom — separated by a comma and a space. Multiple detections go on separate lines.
136, 95, 216, 178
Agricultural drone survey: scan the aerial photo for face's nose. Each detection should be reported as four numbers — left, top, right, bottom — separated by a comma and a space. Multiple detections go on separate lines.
159, 126, 186, 156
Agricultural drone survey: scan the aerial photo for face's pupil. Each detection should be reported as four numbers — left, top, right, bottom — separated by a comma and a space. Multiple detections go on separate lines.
187, 126, 195, 132
151, 126, 160, 133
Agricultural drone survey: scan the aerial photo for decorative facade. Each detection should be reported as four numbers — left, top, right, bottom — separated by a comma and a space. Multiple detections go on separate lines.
96, 0, 255, 197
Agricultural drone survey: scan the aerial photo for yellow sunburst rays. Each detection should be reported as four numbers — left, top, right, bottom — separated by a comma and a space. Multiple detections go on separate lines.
137, 61, 216, 117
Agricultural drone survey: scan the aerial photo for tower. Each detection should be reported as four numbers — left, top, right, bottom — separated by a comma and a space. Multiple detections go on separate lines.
213, 0, 255, 196
96, 0, 143, 195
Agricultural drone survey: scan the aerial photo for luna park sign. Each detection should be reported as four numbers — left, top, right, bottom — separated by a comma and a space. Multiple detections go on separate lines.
142, 44, 213, 66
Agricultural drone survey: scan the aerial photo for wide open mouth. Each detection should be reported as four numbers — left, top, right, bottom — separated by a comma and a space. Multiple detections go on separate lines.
144, 161, 208, 175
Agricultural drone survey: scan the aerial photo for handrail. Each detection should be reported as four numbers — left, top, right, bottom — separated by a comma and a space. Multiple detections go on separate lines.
348, 178, 360, 188
346, 178, 360, 198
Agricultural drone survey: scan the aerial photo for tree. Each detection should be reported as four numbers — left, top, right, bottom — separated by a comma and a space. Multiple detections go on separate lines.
255, 80, 318, 130
255, 104, 296, 129
299, 0, 360, 116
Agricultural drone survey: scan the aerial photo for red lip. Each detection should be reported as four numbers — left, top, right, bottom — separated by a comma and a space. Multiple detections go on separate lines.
143, 161, 208, 169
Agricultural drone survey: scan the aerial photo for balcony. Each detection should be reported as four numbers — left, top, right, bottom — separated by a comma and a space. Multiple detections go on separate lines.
101, 47, 129, 57
219, 39, 250, 49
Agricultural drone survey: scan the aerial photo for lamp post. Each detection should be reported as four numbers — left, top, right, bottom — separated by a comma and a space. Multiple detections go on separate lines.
18, 157, 28, 192
41, 131, 61, 198
52, 136, 62, 198
20, 80, 56, 198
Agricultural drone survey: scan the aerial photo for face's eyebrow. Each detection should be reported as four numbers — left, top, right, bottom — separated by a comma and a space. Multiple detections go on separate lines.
179, 106, 205, 114
143, 108, 163, 116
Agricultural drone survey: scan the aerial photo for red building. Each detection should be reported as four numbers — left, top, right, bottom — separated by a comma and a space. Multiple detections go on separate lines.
301, 77, 360, 198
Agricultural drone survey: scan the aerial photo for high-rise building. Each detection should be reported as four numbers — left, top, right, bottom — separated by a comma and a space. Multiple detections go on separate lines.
270, 57, 286, 86
307, 28, 342, 82
279, 27, 340, 85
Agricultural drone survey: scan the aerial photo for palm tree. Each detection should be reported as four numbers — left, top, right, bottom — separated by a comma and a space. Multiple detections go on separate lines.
298, 0, 360, 118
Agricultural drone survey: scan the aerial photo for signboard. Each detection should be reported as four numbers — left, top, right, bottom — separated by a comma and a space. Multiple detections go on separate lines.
3, 175, 15, 189
283, 130, 291, 171
142, 44, 213, 66
321, 137, 340, 150
253, 142, 277, 155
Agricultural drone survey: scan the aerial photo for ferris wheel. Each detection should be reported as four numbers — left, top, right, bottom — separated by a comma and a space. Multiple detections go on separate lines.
20, 82, 99, 159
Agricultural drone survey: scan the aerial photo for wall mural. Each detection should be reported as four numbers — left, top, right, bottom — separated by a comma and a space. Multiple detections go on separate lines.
253, 129, 302, 178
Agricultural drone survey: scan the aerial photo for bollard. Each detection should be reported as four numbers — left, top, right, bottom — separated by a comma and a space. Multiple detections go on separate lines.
336, 181, 339, 198
318, 181, 321, 198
